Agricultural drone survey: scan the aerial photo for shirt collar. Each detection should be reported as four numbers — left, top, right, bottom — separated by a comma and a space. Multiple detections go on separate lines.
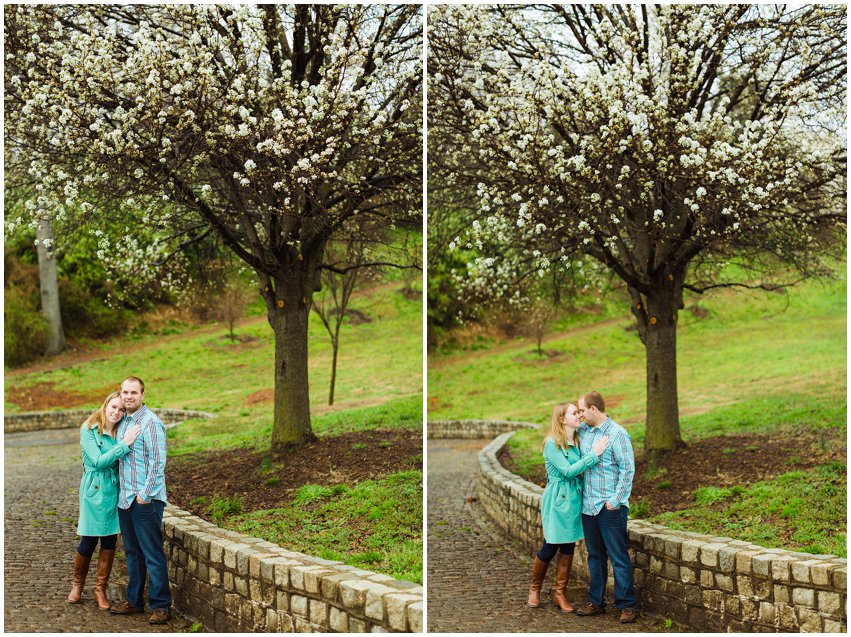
126, 403, 148, 422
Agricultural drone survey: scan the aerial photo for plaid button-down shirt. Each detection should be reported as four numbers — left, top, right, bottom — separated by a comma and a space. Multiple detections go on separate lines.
578, 416, 635, 515
116, 404, 168, 509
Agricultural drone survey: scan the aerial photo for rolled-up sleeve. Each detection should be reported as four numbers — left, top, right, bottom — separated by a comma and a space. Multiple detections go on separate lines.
611, 432, 635, 508
545, 439, 599, 479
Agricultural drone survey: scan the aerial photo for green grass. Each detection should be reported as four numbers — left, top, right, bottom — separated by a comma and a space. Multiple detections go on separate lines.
206, 495, 243, 523
653, 463, 846, 557
430, 272, 846, 553
229, 470, 423, 583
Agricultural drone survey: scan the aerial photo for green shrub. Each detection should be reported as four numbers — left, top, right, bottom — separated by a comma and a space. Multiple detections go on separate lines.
59, 279, 128, 338
4, 291, 50, 366
206, 495, 243, 522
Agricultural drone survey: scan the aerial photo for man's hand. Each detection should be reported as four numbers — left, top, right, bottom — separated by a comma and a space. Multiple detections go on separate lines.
136, 495, 150, 505
605, 501, 617, 511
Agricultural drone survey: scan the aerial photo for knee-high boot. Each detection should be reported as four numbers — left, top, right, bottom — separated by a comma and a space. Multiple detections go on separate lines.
93, 549, 116, 610
552, 553, 575, 612
526, 557, 550, 608
67, 551, 92, 604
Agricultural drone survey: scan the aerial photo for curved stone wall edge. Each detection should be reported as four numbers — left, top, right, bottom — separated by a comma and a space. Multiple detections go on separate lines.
4, 409, 217, 433
476, 426, 847, 632
158, 504, 422, 633
427, 419, 539, 439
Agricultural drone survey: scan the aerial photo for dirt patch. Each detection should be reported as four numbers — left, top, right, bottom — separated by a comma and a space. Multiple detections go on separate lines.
347, 308, 372, 325
499, 428, 846, 513
245, 389, 274, 405
512, 349, 566, 364
5, 381, 118, 411
167, 428, 422, 520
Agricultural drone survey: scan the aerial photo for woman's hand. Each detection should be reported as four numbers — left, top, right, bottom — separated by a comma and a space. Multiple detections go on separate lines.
122, 423, 141, 446
592, 435, 609, 457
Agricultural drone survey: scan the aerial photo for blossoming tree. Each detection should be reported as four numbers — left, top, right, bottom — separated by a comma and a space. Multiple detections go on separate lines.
429, 4, 846, 455
5, 4, 422, 447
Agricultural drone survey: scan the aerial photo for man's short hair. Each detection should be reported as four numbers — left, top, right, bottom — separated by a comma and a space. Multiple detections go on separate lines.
122, 376, 145, 393
582, 391, 605, 413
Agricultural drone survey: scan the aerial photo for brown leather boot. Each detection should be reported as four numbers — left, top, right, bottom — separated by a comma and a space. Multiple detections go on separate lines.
67, 551, 91, 604
552, 553, 575, 612
526, 557, 550, 607
93, 549, 116, 610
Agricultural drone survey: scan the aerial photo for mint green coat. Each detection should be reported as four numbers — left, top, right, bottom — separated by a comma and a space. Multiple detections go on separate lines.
540, 438, 599, 544
76, 426, 130, 537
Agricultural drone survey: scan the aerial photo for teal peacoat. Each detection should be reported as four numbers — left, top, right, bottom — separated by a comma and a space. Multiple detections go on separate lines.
76, 425, 130, 537
540, 438, 599, 544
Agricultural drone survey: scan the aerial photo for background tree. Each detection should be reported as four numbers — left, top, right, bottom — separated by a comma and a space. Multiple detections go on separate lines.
5, 4, 422, 447
429, 4, 846, 456
313, 237, 370, 405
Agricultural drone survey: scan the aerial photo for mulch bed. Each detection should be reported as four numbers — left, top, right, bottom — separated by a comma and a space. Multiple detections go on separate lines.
167, 428, 422, 520
498, 428, 846, 514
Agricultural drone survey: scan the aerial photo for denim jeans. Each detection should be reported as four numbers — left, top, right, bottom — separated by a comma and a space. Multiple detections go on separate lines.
118, 499, 171, 610
77, 534, 117, 557
581, 506, 636, 609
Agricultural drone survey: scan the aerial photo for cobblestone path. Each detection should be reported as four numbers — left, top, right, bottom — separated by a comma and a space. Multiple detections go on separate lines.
427, 438, 664, 633
5, 428, 195, 633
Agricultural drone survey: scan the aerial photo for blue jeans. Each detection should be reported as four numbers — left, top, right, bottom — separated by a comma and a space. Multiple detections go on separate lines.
536, 542, 575, 562
581, 506, 636, 609
118, 499, 171, 610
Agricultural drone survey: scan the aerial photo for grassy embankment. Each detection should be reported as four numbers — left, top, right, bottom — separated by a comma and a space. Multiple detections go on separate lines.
6, 281, 424, 581
428, 273, 846, 557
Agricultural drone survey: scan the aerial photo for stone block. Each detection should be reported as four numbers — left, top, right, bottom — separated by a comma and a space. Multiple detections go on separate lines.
702, 589, 722, 611
824, 619, 844, 632
798, 607, 822, 633
741, 599, 758, 622
664, 561, 679, 580
209, 567, 221, 588
736, 550, 760, 574
225, 592, 240, 617
290, 594, 308, 617
664, 536, 681, 560
777, 603, 798, 630
234, 575, 248, 596
407, 601, 423, 633
752, 553, 777, 578
758, 601, 775, 624
700, 542, 726, 568
716, 573, 734, 592
240, 599, 253, 624
309, 599, 328, 627
222, 543, 238, 570
340, 579, 373, 612
249, 577, 262, 601
680, 566, 697, 584
791, 559, 820, 584
294, 616, 312, 632
276, 590, 288, 612
650, 555, 664, 574
366, 585, 397, 621
774, 583, 790, 604
792, 587, 815, 608
385, 593, 419, 632
810, 561, 834, 587
833, 566, 846, 592
688, 606, 705, 627
223, 571, 234, 592
818, 590, 841, 615
680, 539, 703, 565
700, 569, 714, 588
683, 584, 701, 606
718, 546, 737, 572
724, 594, 741, 618
235, 546, 255, 576
322, 572, 357, 603
737, 575, 754, 597
772, 556, 795, 582
329, 607, 348, 632
349, 617, 367, 632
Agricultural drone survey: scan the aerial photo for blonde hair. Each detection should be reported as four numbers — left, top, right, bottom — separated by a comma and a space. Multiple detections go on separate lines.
82, 391, 124, 436
545, 402, 580, 451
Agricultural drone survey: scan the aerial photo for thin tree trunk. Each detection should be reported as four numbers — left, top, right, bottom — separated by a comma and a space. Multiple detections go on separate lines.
270, 297, 315, 447
36, 220, 65, 355
329, 341, 339, 406
642, 293, 684, 455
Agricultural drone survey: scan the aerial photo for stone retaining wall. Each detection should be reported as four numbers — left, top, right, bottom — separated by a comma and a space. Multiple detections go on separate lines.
161, 506, 423, 632
427, 419, 538, 439
4, 409, 215, 433
478, 430, 847, 632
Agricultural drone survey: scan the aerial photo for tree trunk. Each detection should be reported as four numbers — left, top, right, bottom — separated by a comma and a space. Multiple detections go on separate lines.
329, 341, 338, 406
270, 296, 315, 448
642, 292, 684, 456
36, 220, 65, 355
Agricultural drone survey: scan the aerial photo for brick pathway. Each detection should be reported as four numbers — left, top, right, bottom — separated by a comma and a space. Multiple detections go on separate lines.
427, 438, 668, 633
4, 428, 196, 633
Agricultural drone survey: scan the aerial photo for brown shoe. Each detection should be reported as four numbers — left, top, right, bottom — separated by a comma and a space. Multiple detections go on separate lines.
620, 607, 639, 623
526, 557, 550, 608
149, 609, 172, 625
67, 551, 92, 604
575, 601, 606, 616
552, 553, 575, 613
93, 549, 115, 610
110, 600, 145, 615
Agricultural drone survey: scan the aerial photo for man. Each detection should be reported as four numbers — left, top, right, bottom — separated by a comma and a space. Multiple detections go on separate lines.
110, 376, 172, 624
575, 391, 638, 623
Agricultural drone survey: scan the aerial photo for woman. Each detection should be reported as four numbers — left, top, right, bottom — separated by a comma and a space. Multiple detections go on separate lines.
526, 402, 609, 612
68, 391, 139, 610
